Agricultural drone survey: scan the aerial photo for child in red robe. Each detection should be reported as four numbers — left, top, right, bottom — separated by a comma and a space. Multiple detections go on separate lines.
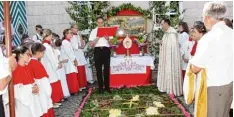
41, 29, 64, 106
61, 29, 80, 94
28, 43, 55, 116
70, 24, 88, 90
12, 45, 43, 117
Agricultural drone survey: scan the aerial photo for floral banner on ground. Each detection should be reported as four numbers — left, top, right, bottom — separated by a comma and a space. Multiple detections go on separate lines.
75, 86, 191, 117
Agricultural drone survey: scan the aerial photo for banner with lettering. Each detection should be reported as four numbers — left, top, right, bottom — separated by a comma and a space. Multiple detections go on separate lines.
110, 55, 155, 74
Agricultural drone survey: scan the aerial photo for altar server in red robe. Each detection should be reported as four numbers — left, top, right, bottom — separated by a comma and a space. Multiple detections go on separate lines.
70, 24, 87, 91
53, 38, 71, 98
40, 29, 64, 105
61, 29, 80, 94
12, 45, 43, 117
190, 21, 207, 57
28, 43, 55, 116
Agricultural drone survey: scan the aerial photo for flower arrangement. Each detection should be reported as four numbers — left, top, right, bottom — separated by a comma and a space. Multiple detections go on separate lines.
111, 36, 120, 57
122, 95, 139, 108
113, 95, 123, 100
131, 95, 140, 102
135, 32, 148, 56
109, 109, 122, 117
153, 101, 165, 108
146, 107, 159, 115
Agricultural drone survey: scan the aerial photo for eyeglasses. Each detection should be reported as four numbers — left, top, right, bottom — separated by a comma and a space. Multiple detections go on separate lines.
24, 52, 31, 57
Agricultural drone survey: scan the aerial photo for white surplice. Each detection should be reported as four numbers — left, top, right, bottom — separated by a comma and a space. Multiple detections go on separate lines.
29, 58, 53, 115
179, 32, 192, 70
14, 84, 43, 117
0, 48, 10, 117
179, 32, 189, 48
85, 58, 94, 83
53, 49, 71, 98
34, 77, 53, 114
60, 40, 78, 74
41, 43, 59, 83
0, 47, 10, 95
157, 27, 183, 96
70, 35, 87, 66
180, 39, 195, 70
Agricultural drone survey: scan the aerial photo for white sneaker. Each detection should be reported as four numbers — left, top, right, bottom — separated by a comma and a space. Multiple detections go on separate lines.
88, 81, 94, 84
53, 104, 60, 109
55, 103, 62, 106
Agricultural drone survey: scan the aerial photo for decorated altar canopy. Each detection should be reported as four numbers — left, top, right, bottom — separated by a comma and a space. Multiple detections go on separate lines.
66, 1, 180, 66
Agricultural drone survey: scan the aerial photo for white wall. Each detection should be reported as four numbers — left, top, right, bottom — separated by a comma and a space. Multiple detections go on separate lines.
182, 1, 233, 27
26, 1, 73, 38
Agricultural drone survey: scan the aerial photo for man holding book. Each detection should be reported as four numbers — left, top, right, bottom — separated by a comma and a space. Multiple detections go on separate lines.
89, 16, 112, 94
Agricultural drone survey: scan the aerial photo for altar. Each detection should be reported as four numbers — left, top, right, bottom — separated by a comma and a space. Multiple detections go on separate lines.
110, 54, 155, 87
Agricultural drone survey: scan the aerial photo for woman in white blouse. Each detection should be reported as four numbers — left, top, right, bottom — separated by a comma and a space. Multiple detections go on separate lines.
178, 21, 190, 80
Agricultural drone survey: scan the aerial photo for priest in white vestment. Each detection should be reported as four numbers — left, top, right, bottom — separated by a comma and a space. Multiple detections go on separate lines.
157, 18, 183, 96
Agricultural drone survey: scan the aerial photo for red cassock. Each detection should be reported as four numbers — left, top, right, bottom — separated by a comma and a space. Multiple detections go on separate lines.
77, 66, 87, 88
66, 73, 80, 94
13, 64, 44, 117
28, 59, 49, 79
27, 59, 55, 117
50, 81, 64, 103
41, 108, 55, 117
13, 64, 35, 85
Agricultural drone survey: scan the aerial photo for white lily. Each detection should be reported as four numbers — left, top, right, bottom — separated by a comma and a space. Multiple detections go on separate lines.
131, 95, 139, 102
146, 107, 159, 115
153, 101, 165, 108
109, 109, 121, 117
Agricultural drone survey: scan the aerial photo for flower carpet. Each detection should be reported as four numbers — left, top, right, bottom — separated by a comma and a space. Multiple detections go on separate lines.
75, 86, 190, 117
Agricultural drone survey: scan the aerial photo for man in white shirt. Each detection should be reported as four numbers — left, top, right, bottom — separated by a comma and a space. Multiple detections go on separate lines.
0, 47, 17, 117
0, 21, 14, 43
89, 16, 112, 94
190, 2, 233, 117
32, 25, 43, 43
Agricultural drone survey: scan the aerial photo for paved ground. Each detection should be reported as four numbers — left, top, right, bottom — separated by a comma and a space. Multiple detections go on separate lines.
54, 70, 194, 117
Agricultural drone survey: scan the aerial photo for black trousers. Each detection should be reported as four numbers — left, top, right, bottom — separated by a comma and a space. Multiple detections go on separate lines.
230, 109, 233, 117
0, 95, 5, 117
94, 47, 111, 90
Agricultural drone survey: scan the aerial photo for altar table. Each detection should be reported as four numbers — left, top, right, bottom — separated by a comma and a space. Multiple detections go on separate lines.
110, 54, 155, 87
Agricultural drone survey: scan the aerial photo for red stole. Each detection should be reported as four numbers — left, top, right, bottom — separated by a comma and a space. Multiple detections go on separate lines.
64, 38, 70, 42
12, 64, 35, 85
28, 59, 49, 79
43, 40, 51, 45
189, 38, 193, 41
190, 42, 197, 56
